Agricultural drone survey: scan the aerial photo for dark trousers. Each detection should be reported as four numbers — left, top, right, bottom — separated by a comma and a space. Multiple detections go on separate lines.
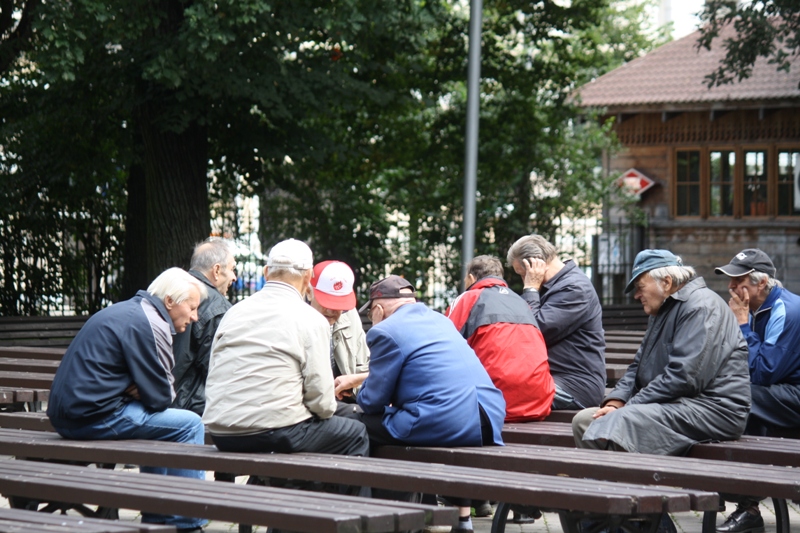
211, 415, 369, 456
746, 383, 800, 435
358, 408, 494, 507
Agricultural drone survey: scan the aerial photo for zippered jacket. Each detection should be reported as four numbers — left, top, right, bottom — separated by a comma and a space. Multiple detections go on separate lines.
447, 277, 555, 422
48, 291, 177, 429
742, 286, 800, 386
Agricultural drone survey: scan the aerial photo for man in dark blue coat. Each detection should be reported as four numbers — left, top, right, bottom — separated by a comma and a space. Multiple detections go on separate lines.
47, 267, 209, 532
357, 275, 505, 533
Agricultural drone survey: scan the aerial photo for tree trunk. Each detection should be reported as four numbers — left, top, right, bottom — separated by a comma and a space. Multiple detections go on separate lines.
137, 101, 209, 281
122, 154, 149, 300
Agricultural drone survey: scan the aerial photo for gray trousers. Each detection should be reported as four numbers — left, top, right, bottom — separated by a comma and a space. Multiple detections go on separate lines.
572, 407, 626, 451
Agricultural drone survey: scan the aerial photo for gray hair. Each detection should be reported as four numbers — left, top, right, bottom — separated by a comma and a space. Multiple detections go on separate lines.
266, 265, 307, 281
648, 265, 696, 288
147, 267, 208, 304
467, 255, 504, 281
748, 271, 782, 293
507, 234, 557, 266
190, 238, 233, 273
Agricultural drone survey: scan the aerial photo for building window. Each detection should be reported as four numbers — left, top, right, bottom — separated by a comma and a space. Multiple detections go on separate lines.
674, 146, 800, 218
778, 151, 800, 216
744, 151, 767, 216
676, 150, 700, 216
710, 150, 734, 217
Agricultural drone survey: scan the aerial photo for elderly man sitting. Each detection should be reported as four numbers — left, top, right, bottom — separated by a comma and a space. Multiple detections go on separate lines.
572, 250, 751, 533
48, 267, 209, 532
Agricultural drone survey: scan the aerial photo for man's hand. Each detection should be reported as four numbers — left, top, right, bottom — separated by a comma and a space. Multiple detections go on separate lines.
334, 374, 359, 400
522, 257, 547, 291
728, 289, 750, 325
124, 384, 140, 400
593, 400, 625, 418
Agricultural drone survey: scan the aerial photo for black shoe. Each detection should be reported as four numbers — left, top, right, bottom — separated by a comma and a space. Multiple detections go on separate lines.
473, 501, 493, 517
716, 508, 765, 533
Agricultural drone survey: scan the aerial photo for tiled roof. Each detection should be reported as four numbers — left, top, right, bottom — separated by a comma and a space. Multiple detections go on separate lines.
575, 24, 800, 109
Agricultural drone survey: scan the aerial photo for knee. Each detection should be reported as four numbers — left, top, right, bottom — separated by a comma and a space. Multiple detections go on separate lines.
174, 409, 205, 444
572, 407, 600, 446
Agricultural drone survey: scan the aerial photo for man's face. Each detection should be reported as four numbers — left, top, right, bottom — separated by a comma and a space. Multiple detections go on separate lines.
727, 274, 761, 311
310, 290, 343, 325
633, 273, 667, 316
167, 286, 201, 333
215, 255, 237, 294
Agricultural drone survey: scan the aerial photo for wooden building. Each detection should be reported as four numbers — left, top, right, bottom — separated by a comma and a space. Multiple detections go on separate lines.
577, 24, 800, 297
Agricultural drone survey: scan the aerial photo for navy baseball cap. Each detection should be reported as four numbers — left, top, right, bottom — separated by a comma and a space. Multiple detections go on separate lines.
358, 275, 415, 314
625, 249, 683, 294
715, 249, 776, 278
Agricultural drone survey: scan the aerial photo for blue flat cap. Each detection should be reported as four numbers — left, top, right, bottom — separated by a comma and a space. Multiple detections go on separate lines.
625, 249, 683, 294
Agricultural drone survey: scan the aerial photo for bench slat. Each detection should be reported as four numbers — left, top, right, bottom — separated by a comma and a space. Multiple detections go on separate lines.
0, 508, 173, 532
0, 458, 449, 533
0, 430, 692, 515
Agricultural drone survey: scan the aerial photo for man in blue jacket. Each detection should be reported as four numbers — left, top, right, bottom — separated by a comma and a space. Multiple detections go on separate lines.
47, 268, 208, 532
357, 275, 505, 533
715, 249, 800, 533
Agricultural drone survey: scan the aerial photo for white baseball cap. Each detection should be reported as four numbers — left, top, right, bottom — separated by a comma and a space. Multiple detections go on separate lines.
311, 261, 356, 311
267, 239, 313, 270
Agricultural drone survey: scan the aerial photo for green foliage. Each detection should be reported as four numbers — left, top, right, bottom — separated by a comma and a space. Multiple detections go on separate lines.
0, 0, 663, 312
698, 0, 800, 87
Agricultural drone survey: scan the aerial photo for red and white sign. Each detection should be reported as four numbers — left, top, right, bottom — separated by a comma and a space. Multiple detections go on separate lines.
616, 168, 655, 197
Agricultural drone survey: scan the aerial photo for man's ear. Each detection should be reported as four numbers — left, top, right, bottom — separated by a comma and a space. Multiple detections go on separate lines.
164, 295, 175, 310
263, 265, 269, 279
211, 263, 222, 281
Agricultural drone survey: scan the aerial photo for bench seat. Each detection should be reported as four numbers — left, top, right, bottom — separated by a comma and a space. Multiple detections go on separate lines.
0, 347, 66, 360
0, 428, 709, 516
0, 457, 455, 533
0, 507, 175, 532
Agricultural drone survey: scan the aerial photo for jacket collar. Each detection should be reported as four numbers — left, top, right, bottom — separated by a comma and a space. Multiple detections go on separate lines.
189, 269, 218, 292
467, 276, 508, 291
666, 276, 704, 303
135, 290, 176, 335
754, 286, 781, 319
542, 259, 576, 291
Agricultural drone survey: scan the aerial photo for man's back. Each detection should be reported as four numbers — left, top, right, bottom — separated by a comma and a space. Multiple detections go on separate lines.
447, 277, 555, 422
358, 302, 505, 446
203, 281, 335, 435
523, 260, 606, 408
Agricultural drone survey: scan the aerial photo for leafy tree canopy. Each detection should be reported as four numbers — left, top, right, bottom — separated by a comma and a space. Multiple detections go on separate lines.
698, 0, 800, 87
1, 0, 665, 313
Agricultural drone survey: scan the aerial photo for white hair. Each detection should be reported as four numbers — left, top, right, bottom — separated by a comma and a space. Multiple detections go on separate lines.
748, 271, 782, 293
147, 267, 207, 304
648, 265, 696, 287
267, 265, 307, 280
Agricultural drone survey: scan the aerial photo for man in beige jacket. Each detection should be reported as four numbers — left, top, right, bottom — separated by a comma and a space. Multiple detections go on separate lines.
202, 239, 369, 457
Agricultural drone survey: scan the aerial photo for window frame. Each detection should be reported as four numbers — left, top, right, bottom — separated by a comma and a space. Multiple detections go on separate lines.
672, 144, 799, 219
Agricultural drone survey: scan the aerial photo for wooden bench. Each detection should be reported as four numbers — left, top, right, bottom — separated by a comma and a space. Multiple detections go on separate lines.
0, 346, 66, 360
602, 305, 649, 331
0, 507, 175, 532
0, 456, 455, 533
0, 358, 59, 373
0, 317, 87, 348
0, 428, 716, 532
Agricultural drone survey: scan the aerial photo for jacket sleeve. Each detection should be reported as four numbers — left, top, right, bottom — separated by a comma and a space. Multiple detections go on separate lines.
742, 300, 792, 385
626, 301, 713, 406
300, 320, 337, 419
521, 282, 593, 345
604, 347, 643, 404
191, 312, 225, 380
357, 328, 404, 415
123, 312, 175, 412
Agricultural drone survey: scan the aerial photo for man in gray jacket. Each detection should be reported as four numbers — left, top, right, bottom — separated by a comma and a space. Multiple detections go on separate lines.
573, 250, 751, 533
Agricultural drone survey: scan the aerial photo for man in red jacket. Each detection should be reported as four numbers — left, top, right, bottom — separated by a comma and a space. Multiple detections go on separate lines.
447, 255, 555, 422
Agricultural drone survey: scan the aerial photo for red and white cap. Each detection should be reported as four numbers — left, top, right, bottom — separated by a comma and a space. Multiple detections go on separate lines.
311, 261, 356, 311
